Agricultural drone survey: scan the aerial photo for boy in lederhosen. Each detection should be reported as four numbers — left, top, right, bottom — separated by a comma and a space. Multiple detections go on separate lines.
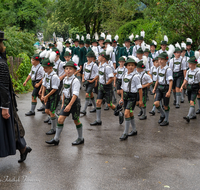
136, 60, 153, 120
152, 52, 173, 126
119, 58, 143, 140
169, 47, 187, 108
46, 61, 84, 145
23, 54, 44, 116
41, 58, 60, 135
181, 56, 200, 122
90, 49, 116, 126
149, 57, 159, 115
80, 51, 99, 115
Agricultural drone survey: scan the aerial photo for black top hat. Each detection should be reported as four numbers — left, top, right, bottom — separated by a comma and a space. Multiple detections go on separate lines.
0, 31, 7, 41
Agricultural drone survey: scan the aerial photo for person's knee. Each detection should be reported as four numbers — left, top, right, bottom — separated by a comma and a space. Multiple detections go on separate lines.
154, 101, 160, 107
124, 111, 130, 118
85, 93, 89, 98
45, 109, 49, 115
96, 100, 102, 107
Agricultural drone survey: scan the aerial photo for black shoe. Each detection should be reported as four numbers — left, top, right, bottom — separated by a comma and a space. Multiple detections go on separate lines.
88, 102, 92, 106
119, 112, 124, 124
104, 107, 109, 111
181, 100, 184, 103
113, 99, 117, 104
173, 100, 176, 105
37, 107, 45, 111
138, 110, 143, 116
45, 139, 59, 145
149, 110, 155, 115
25, 111, 35, 116
158, 116, 165, 124
44, 117, 50, 123
160, 121, 169, 126
120, 134, 128, 140
183, 116, 190, 123
48, 119, 51, 125
175, 104, 180, 108
80, 111, 86, 115
139, 115, 147, 120
18, 146, 32, 163
190, 115, 197, 120
150, 92, 154, 95
72, 138, 84, 145
46, 129, 56, 135
42, 111, 46, 114
90, 121, 102, 126
128, 131, 137, 136
196, 109, 200, 114
90, 108, 96, 113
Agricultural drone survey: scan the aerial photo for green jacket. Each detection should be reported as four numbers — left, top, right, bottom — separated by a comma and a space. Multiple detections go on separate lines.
119, 46, 133, 58
73, 47, 80, 57
185, 50, 194, 58
79, 46, 92, 66
113, 46, 121, 67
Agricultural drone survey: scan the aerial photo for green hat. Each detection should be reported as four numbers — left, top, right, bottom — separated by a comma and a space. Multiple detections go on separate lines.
41, 47, 45, 50
64, 50, 72, 57
52, 48, 60, 55
124, 38, 130, 43
136, 48, 144, 54
98, 37, 105, 41
79, 40, 84, 44
150, 42, 157, 47
112, 39, 117, 43
86, 51, 96, 57
99, 51, 110, 60
181, 47, 186, 51
197, 45, 200, 51
134, 36, 139, 41
103, 39, 112, 45
63, 60, 78, 70
49, 43, 54, 47
118, 56, 126, 62
32, 54, 41, 61
65, 40, 70, 44
157, 52, 169, 60
85, 39, 91, 44
137, 60, 145, 68
188, 56, 198, 64
174, 47, 181, 53
144, 48, 150, 53
92, 39, 98, 43
138, 36, 144, 40
161, 41, 168, 45
153, 57, 158, 62
124, 58, 137, 66
74, 39, 79, 42
41, 58, 54, 67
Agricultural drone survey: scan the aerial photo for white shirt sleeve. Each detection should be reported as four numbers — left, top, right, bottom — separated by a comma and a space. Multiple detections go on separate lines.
72, 79, 80, 97
167, 68, 173, 81
51, 75, 60, 89
107, 66, 114, 78
134, 75, 142, 90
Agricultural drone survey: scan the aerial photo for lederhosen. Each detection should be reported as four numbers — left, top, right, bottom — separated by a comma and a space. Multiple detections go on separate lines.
140, 73, 148, 107
54, 60, 63, 96
116, 67, 126, 90
31, 65, 42, 98
123, 74, 137, 110
97, 65, 113, 103
155, 68, 170, 106
45, 74, 59, 112
187, 70, 199, 102
172, 58, 184, 89
60, 78, 81, 120
83, 63, 95, 94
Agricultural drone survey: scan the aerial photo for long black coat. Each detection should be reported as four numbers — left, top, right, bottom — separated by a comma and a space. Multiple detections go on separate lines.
0, 53, 25, 157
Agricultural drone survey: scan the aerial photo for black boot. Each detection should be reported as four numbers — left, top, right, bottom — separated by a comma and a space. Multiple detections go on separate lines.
44, 117, 50, 123
18, 147, 32, 163
46, 129, 56, 135
25, 111, 35, 116
72, 138, 84, 145
45, 139, 59, 145
90, 108, 96, 113
158, 116, 165, 124
90, 121, 102, 126
138, 110, 143, 116
119, 134, 128, 140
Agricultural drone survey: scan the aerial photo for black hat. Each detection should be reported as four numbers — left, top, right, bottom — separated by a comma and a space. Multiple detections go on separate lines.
0, 31, 7, 41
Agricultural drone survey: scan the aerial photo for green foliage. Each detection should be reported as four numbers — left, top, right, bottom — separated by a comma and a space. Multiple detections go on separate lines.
11, 53, 32, 93
3, 26, 36, 57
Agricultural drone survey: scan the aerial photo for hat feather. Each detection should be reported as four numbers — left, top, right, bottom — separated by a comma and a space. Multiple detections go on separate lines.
141, 41, 146, 51
68, 38, 72, 43
72, 55, 79, 65
145, 44, 150, 50
100, 32, 105, 39
181, 41, 186, 49
195, 51, 200, 60
129, 33, 134, 41
45, 50, 51, 58
92, 47, 98, 56
86, 34, 90, 40
65, 47, 72, 54
106, 45, 113, 55
106, 34, 112, 41
40, 49, 47, 58
152, 40, 157, 46
76, 34, 80, 40
175, 42, 181, 49
57, 41, 63, 53
122, 56, 127, 61
114, 35, 119, 42
135, 35, 139, 38
81, 36, 84, 41
49, 51, 57, 63
140, 30, 145, 38
164, 35, 168, 42
167, 44, 175, 58
142, 55, 148, 66
94, 32, 99, 40
186, 38, 193, 44
128, 55, 139, 63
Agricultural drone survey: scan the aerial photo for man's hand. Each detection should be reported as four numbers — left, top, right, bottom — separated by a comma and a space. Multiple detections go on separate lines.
180, 87, 183, 92
23, 81, 27, 86
2, 109, 10, 119
88, 80, 93, 83
152, 89, 156, 94
119, 99, 124, 105
41, 96, 44, 101
64, 105, 71, 112
44, 96, 48, 103
82, 79, 85, 83
35, 83, 40, 88
165, 91, 171, 98
139, 100, 143, 107
114, 82, 116, 87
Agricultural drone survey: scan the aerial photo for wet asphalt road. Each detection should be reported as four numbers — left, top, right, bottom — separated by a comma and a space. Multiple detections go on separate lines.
1, 89, 200, 190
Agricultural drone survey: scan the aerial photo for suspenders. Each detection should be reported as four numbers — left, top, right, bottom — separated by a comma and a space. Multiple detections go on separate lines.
158, 67, 169, 85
